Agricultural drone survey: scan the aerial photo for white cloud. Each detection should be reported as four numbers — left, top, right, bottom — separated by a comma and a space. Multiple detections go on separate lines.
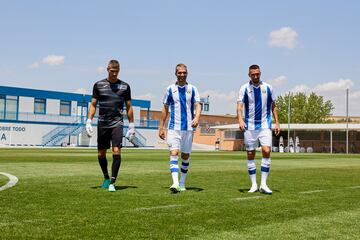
322, 94, 358, 116
268, 27, 298, 49
290, 84, 310, 93
42, 55, 65, 66
267, 75, 287, 87
96, 66, 106, 73
74, 88, 88, 94
28, 62, 40, 69
284, 79, 359, 115
314, 78, 354, 92
349, 90, 360, 99
289, 79, 354, 94
198, 90, 237, 114
200, 90, 237, 102
134, 93, 156, 101
28, 55, 65, 69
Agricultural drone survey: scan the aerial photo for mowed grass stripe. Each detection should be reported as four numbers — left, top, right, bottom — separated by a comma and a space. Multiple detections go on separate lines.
0, 174, 8, 186
192, 208, 360, 240
0, 148, 359, 239
132, 204, 184, 212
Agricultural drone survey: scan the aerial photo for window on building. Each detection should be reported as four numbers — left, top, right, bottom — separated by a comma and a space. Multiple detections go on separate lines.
34, 98, 46, 114
203, 103, 209, 111
5, 95, 18, 120
60, 100, 71, 116
200, 127, 215, 135
200, 97, 210, 112
94, 103, 99, 117
224, 130, 244, 139
199, 123, 215, 135
0, 95, 5, 120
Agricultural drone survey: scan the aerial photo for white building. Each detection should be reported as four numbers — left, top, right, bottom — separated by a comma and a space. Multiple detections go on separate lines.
0, 86, 159, 147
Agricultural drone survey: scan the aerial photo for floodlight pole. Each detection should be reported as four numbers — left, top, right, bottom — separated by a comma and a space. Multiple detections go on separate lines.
288, 92, 291, 151
346, 88, 349, 154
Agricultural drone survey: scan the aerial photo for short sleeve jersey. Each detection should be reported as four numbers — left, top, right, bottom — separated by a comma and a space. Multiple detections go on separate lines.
237, 81, 276, 130
92, 78, 131, 128
163, 83, 200, 131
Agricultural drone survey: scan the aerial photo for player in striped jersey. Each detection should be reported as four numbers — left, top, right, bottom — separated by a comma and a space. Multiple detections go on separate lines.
237, 65, 280, 194
159, 63, 201, 193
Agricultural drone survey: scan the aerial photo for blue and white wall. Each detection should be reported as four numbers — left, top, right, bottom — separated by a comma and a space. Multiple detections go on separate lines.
0, 86, 155, 147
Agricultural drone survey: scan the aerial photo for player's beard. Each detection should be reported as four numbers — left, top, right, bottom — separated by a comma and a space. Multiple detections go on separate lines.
251, 77, 260, 85
177, 77, 187, 86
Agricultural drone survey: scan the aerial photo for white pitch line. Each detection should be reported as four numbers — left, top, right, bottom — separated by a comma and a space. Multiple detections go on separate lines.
0, 172, 18, 191
133, 204, 183, 211
299, 190, 325, 194
347, 186, 360, 189
232, 196, 264, 201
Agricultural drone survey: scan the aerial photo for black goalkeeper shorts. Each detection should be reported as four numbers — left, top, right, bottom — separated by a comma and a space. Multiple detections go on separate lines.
97, 125, 123, 150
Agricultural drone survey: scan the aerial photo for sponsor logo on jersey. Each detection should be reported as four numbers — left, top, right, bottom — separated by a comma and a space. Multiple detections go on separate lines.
119, 84, 127, 90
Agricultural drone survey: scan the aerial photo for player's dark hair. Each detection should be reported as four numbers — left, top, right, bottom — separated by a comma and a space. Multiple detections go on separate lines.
108, 59, 120, 69
249, 64, 260, 70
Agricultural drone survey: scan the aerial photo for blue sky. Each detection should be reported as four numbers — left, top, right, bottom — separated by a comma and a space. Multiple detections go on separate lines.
1, 0, 359, 116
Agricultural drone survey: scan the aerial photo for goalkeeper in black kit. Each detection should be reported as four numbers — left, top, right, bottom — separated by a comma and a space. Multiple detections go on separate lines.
86, 59, 135, 192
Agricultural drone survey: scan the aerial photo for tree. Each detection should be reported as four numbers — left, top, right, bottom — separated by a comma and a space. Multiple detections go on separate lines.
276, 92, 334, 123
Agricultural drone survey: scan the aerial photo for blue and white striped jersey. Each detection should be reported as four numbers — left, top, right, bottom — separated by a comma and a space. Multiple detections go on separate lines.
163, 83, 200, 131
238, 81, 276, 130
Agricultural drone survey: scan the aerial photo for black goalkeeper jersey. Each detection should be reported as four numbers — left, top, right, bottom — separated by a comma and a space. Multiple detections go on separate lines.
92, 78, 131, 128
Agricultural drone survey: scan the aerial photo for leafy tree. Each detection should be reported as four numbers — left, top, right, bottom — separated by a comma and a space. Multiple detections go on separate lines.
276, 92, 334, 123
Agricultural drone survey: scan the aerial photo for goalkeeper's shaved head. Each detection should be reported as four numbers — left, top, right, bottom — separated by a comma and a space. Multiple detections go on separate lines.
107, 59, 120, 81
108, 59, 120, 70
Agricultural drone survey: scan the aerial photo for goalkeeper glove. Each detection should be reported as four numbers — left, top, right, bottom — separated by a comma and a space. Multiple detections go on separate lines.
85, 119, 93, 137
126, 122, 135, 142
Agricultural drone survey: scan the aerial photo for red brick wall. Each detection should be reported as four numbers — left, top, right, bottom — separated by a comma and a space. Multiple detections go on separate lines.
140, 109, 238, 145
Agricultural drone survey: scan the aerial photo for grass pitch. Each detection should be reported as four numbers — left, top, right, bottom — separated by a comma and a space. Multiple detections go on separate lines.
0, 148, 359, 239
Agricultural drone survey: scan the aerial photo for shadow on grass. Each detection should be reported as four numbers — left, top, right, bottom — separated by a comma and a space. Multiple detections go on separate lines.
91, 185, 138, 190
186, 187, 204, 192
162, 186, 204, 193
238, 188, 280, 193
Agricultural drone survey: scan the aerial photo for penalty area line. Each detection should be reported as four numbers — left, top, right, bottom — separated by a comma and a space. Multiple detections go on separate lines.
0, 172, 18, 191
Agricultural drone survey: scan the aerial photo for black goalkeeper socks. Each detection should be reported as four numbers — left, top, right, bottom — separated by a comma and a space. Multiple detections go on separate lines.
98, 156, 109, 179
110, 154, 121, 184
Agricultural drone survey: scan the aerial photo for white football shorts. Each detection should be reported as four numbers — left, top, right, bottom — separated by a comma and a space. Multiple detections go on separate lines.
244, 128, 272, 151
166, 130, 193, 153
